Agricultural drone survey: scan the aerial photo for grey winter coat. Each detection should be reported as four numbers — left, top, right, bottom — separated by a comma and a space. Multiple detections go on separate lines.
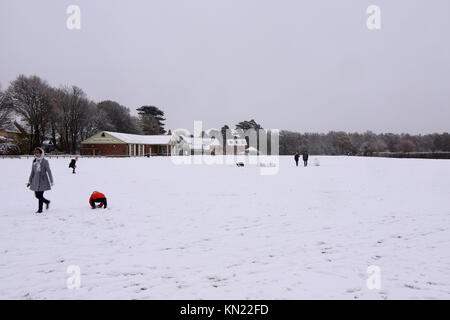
28, 158, 53, 192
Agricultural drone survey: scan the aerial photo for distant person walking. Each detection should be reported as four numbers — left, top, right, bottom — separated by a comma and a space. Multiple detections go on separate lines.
294, 152, 300, 167
69, 157, 78, 174
303, 151, 309, 167
89, 191, 107, 209
27, 147, 54, 213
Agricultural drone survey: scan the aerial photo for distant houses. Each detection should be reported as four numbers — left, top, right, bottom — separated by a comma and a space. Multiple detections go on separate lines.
172, 134, 247, 155
0, 121, 29, 155
79, 130, 250, 157
1, 123, 254, 156
0, 121, 27, 140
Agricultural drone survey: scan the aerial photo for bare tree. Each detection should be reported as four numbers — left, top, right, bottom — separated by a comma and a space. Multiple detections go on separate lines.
55, 86, 91, 153
0, 84, 13, 128
399, 139, 416, 153
334, 131, 354, 154
79, 101, 103, 142
6, 75, 53, 152
370, 138, 388, 152
48, 87, 62, 150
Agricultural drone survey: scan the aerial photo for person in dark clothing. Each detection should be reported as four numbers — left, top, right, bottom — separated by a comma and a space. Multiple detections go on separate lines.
294, 152, 300, 167
302, 151, 309, 167
69, 157, 78, 174
89, 191, 107, 209
27, 147, 54, 213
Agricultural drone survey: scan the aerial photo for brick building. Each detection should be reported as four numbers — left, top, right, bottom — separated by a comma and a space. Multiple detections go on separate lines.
80, 131, 175, 156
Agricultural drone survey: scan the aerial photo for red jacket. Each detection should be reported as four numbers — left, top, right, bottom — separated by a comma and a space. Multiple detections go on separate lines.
89, 191, 106, 204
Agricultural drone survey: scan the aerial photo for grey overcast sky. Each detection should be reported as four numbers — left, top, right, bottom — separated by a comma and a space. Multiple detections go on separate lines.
1, 0, 449, 134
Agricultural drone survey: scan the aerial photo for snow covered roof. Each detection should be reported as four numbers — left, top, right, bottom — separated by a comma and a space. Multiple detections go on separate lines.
3, 114, 31, 134
177, 135, 221, 146
175, 134, 247, 146
105, 131, 173, 144
0, 122, 21, 134
82, 131, 174, 145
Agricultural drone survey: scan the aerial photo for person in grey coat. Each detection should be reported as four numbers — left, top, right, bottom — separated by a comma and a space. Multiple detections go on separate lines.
27, 147, 54, 213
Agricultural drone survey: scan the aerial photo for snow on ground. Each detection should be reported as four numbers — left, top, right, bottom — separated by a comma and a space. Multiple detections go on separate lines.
0, 156, 449, 299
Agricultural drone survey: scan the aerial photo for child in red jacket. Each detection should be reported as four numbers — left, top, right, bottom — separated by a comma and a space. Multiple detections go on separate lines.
89, 191, 107, 209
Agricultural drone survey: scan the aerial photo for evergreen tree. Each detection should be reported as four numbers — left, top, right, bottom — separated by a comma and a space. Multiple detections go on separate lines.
137, 105, 166, 135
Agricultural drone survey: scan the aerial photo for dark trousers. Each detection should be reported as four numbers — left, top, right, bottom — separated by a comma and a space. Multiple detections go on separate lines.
303, 160, 308, 167
35, 191, 49, 211
295, 159, 299, 167
90, 198, 107, 209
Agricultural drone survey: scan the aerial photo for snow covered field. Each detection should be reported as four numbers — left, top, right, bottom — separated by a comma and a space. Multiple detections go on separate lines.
0, 156, 449, 300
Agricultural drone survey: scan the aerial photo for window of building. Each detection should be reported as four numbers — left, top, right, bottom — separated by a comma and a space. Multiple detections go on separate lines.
159, 145, 167, 154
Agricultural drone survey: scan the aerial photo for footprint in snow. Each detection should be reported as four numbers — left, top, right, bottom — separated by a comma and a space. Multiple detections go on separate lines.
346, 287, 361, 294
404, 284, 422, 290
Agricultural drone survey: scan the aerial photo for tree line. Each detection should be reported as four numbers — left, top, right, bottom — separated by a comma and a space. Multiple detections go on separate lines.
0, 75, 166, 154
279, 130, 450, 155
1, 75, 449, 156
213, 120, 449, 156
